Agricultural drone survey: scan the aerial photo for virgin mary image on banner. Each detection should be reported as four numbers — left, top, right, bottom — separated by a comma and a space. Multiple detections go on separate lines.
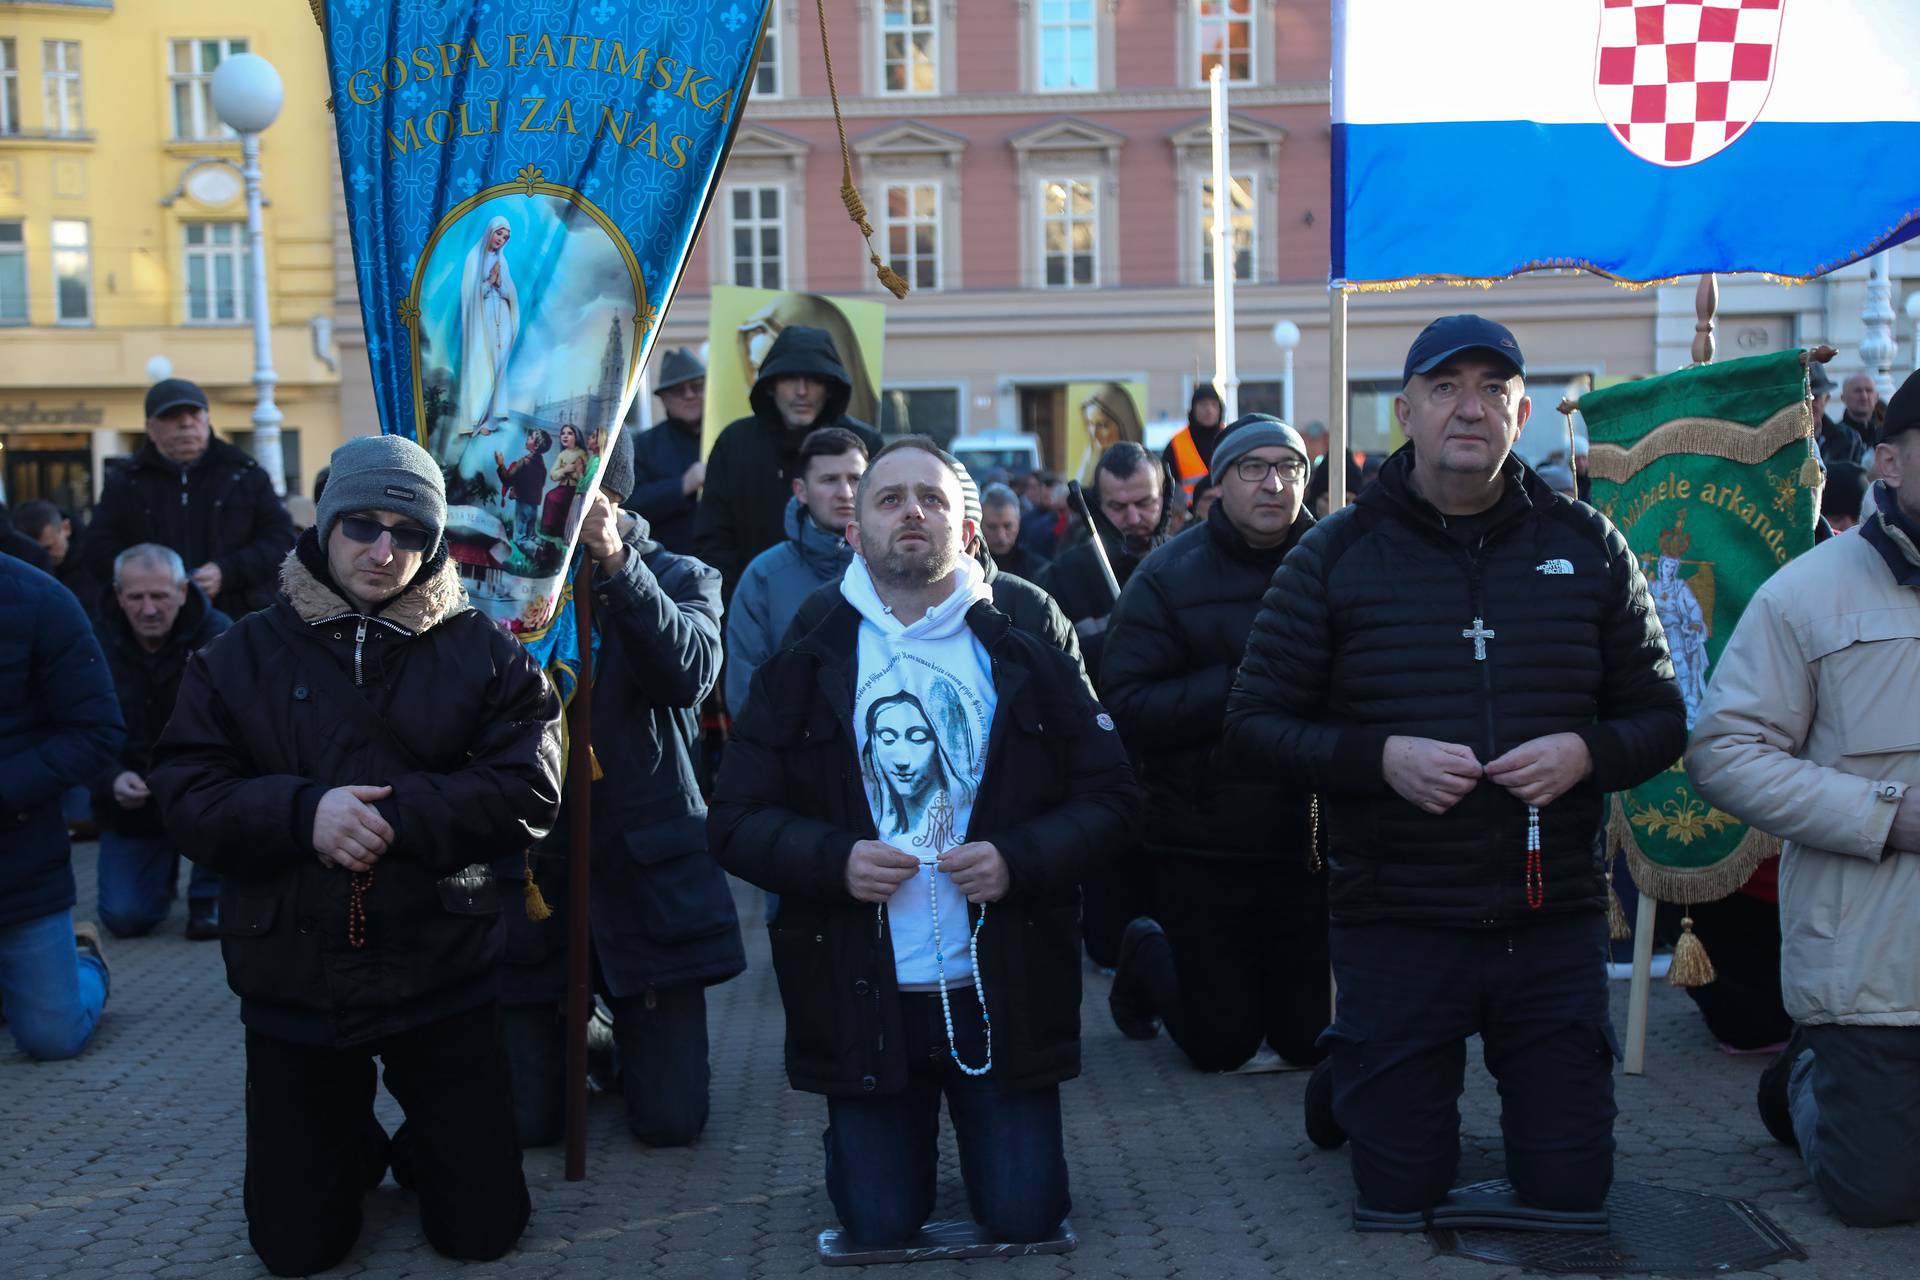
413, 191, 645, 631
452, 215, 519, 486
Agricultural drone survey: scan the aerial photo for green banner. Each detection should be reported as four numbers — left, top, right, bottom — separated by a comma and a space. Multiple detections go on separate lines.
1583, 349, 1821, 902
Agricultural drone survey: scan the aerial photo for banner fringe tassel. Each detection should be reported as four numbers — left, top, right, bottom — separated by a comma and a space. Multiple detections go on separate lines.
1607, 878, 1632, 943
1668, 914, 1716, 988
817, 0, 909, 299
522, 847, 553, 922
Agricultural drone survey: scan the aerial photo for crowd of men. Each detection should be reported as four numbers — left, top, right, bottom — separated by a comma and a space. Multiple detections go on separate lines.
3, 310, 1917, 1273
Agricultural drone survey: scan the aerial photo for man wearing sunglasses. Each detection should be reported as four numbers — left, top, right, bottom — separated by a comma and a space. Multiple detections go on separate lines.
1102, 417, 1330, 1073
150, 433, 564, 1277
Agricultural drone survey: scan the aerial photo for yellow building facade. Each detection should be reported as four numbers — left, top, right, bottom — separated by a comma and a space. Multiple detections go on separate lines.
0, 0, 345, 512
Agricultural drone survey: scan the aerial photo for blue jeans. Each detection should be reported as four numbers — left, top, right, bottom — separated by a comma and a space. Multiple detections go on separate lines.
0, 909, 108, 1061
824, 988, 1071, 1246
97, 831, 220, 938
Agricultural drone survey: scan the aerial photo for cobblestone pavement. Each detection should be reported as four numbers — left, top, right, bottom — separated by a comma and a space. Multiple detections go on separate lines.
4, 847, 1917, 1279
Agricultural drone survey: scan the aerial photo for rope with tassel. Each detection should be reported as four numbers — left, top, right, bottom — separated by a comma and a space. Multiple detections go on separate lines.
1667, 907, 1717, 988
814, 0, 910, 299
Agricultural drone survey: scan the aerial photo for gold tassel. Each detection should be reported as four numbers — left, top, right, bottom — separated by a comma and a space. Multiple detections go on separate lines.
1607, 879, 1631, 943
522, 847, 553, 922
817, 0, 910, 299
590, 744, 605, 782
1667, 914, 1716, 987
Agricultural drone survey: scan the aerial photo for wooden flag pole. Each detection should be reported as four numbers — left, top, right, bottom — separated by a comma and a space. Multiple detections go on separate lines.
1624, 271, 1719, 1076
563, 555, 595, 1180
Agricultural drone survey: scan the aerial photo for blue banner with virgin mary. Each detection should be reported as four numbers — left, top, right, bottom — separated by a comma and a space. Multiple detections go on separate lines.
316, 0, 769, 633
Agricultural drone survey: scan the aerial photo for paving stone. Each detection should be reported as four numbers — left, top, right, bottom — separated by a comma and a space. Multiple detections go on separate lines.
6, 853, 1919, 1276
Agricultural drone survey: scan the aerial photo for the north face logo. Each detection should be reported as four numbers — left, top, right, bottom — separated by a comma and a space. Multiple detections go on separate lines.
1536, 559, 1574, 576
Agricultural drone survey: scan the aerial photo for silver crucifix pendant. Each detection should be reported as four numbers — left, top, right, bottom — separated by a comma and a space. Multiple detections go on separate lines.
1462, 616, 1495, 661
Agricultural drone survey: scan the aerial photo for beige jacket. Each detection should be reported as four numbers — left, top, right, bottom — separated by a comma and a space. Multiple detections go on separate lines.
1686, 492, 1920, 1026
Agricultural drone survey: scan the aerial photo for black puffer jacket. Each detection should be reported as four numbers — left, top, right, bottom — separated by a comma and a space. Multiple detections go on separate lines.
710, 599, 1136, 1097
91, 584, 231, 837
1038, 464, 1176, 687
1223, 449, 1685, 926
150, 535, 564, 1046
693, 327, 881, 601
1104, 502, 1316, 864
780, 548, 1084, 686
83, 438, 295, 618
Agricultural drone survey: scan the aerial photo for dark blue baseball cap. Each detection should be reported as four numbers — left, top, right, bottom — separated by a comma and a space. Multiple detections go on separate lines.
144, 377, 209, 420
1401, 314, 1525, 386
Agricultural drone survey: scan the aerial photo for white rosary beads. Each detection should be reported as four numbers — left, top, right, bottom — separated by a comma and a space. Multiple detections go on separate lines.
927, 858, 992, 1076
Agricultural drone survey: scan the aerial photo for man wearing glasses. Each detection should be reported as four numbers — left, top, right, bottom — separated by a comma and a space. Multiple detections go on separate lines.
1224, 316, 1683, 1221
150, 434, 563, 1276
1101, 417, 1330, 1072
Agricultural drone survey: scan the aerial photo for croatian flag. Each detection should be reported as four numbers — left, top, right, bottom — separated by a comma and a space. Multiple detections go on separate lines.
1333, 0, 1920, 286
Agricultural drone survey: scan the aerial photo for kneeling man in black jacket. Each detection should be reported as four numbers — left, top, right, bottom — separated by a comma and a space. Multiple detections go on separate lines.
712, 436, 1137, 1247
1225, 316, 1685, 1217
152, 435, 564, 1276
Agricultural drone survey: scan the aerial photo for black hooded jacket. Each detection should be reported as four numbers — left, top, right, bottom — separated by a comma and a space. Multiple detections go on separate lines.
91, 582, 232, 837
1103, 501, 1316, 865
1038, 460, 1176, 688
1222, 448, 1685, 926
693, 326, 881, 600
83, 437, 295, 619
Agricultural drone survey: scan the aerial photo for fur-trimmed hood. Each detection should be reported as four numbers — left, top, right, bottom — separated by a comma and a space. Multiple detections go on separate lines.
279, 528, 469, 633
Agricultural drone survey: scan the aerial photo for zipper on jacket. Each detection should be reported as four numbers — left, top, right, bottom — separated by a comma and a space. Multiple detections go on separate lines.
1468, 539, 1497, 762
353, 619, 368, 687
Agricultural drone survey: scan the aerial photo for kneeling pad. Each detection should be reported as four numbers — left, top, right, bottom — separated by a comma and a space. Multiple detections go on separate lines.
818, 1219, 1077, 1265
1353, 1181, 1608, 1235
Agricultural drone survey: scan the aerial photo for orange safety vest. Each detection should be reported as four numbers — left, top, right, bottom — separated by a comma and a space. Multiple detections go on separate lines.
1169, 427, 1208, 499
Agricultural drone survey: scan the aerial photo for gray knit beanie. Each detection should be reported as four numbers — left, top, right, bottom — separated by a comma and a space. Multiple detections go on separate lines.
1209, 414, 1311, 483
315, 434, 447, 549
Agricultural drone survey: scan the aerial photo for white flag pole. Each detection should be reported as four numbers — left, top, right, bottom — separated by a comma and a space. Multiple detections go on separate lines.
1209, 66, 1239, 421
1328, 288, 1349, 509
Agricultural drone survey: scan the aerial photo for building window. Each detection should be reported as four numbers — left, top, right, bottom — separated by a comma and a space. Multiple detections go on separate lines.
1199, 173, 1255, 283
170, 38, 248, 140
0, 39, 19, 136
184, 222, 252, 324
1037, 0, 1096, 92
880, 0, 937, 95
1196, 0, 1254, 85
728, 186, 784, 289
43, 41, 83, 135
0, 221, 26, 324
879, 387, 962, 446
51, 219, 91, 325
1040, 178, 1098, 288
753, 22, 781, 97
882, 182, 940, 291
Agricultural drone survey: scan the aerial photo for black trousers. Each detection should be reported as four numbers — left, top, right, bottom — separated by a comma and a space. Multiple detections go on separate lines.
1682, 892, 1791, 1050
502, 982, 712, 1148
1324, 914, 1618, 1214
242, 1002, 530, 1277
1082, 842, 1152, 969
1151, 857, 1330, 1070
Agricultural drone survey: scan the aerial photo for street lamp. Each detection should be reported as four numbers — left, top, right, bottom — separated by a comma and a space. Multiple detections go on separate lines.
211, 52, 287, 496
1270, 319, 1301, 425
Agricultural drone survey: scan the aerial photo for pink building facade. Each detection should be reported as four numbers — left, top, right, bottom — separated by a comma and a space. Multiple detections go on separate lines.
650, 0, 1352, 467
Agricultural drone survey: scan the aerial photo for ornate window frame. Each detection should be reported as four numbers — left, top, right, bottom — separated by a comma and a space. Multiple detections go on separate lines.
706, 124, 811, 291
1168, 114, 1286, 285
853, 120, 966, 292
1009, 117, 1124, 290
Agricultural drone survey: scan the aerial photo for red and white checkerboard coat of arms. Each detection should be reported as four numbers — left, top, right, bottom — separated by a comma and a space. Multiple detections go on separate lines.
1595, 0, 1785, 167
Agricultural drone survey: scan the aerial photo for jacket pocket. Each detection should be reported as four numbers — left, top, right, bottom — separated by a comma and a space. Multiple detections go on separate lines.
218, 881, 279, 937
1813, 617, 1920, 770
435, 863, 503, 916
768, 920, 841, 1072
624, 831, 737, 945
